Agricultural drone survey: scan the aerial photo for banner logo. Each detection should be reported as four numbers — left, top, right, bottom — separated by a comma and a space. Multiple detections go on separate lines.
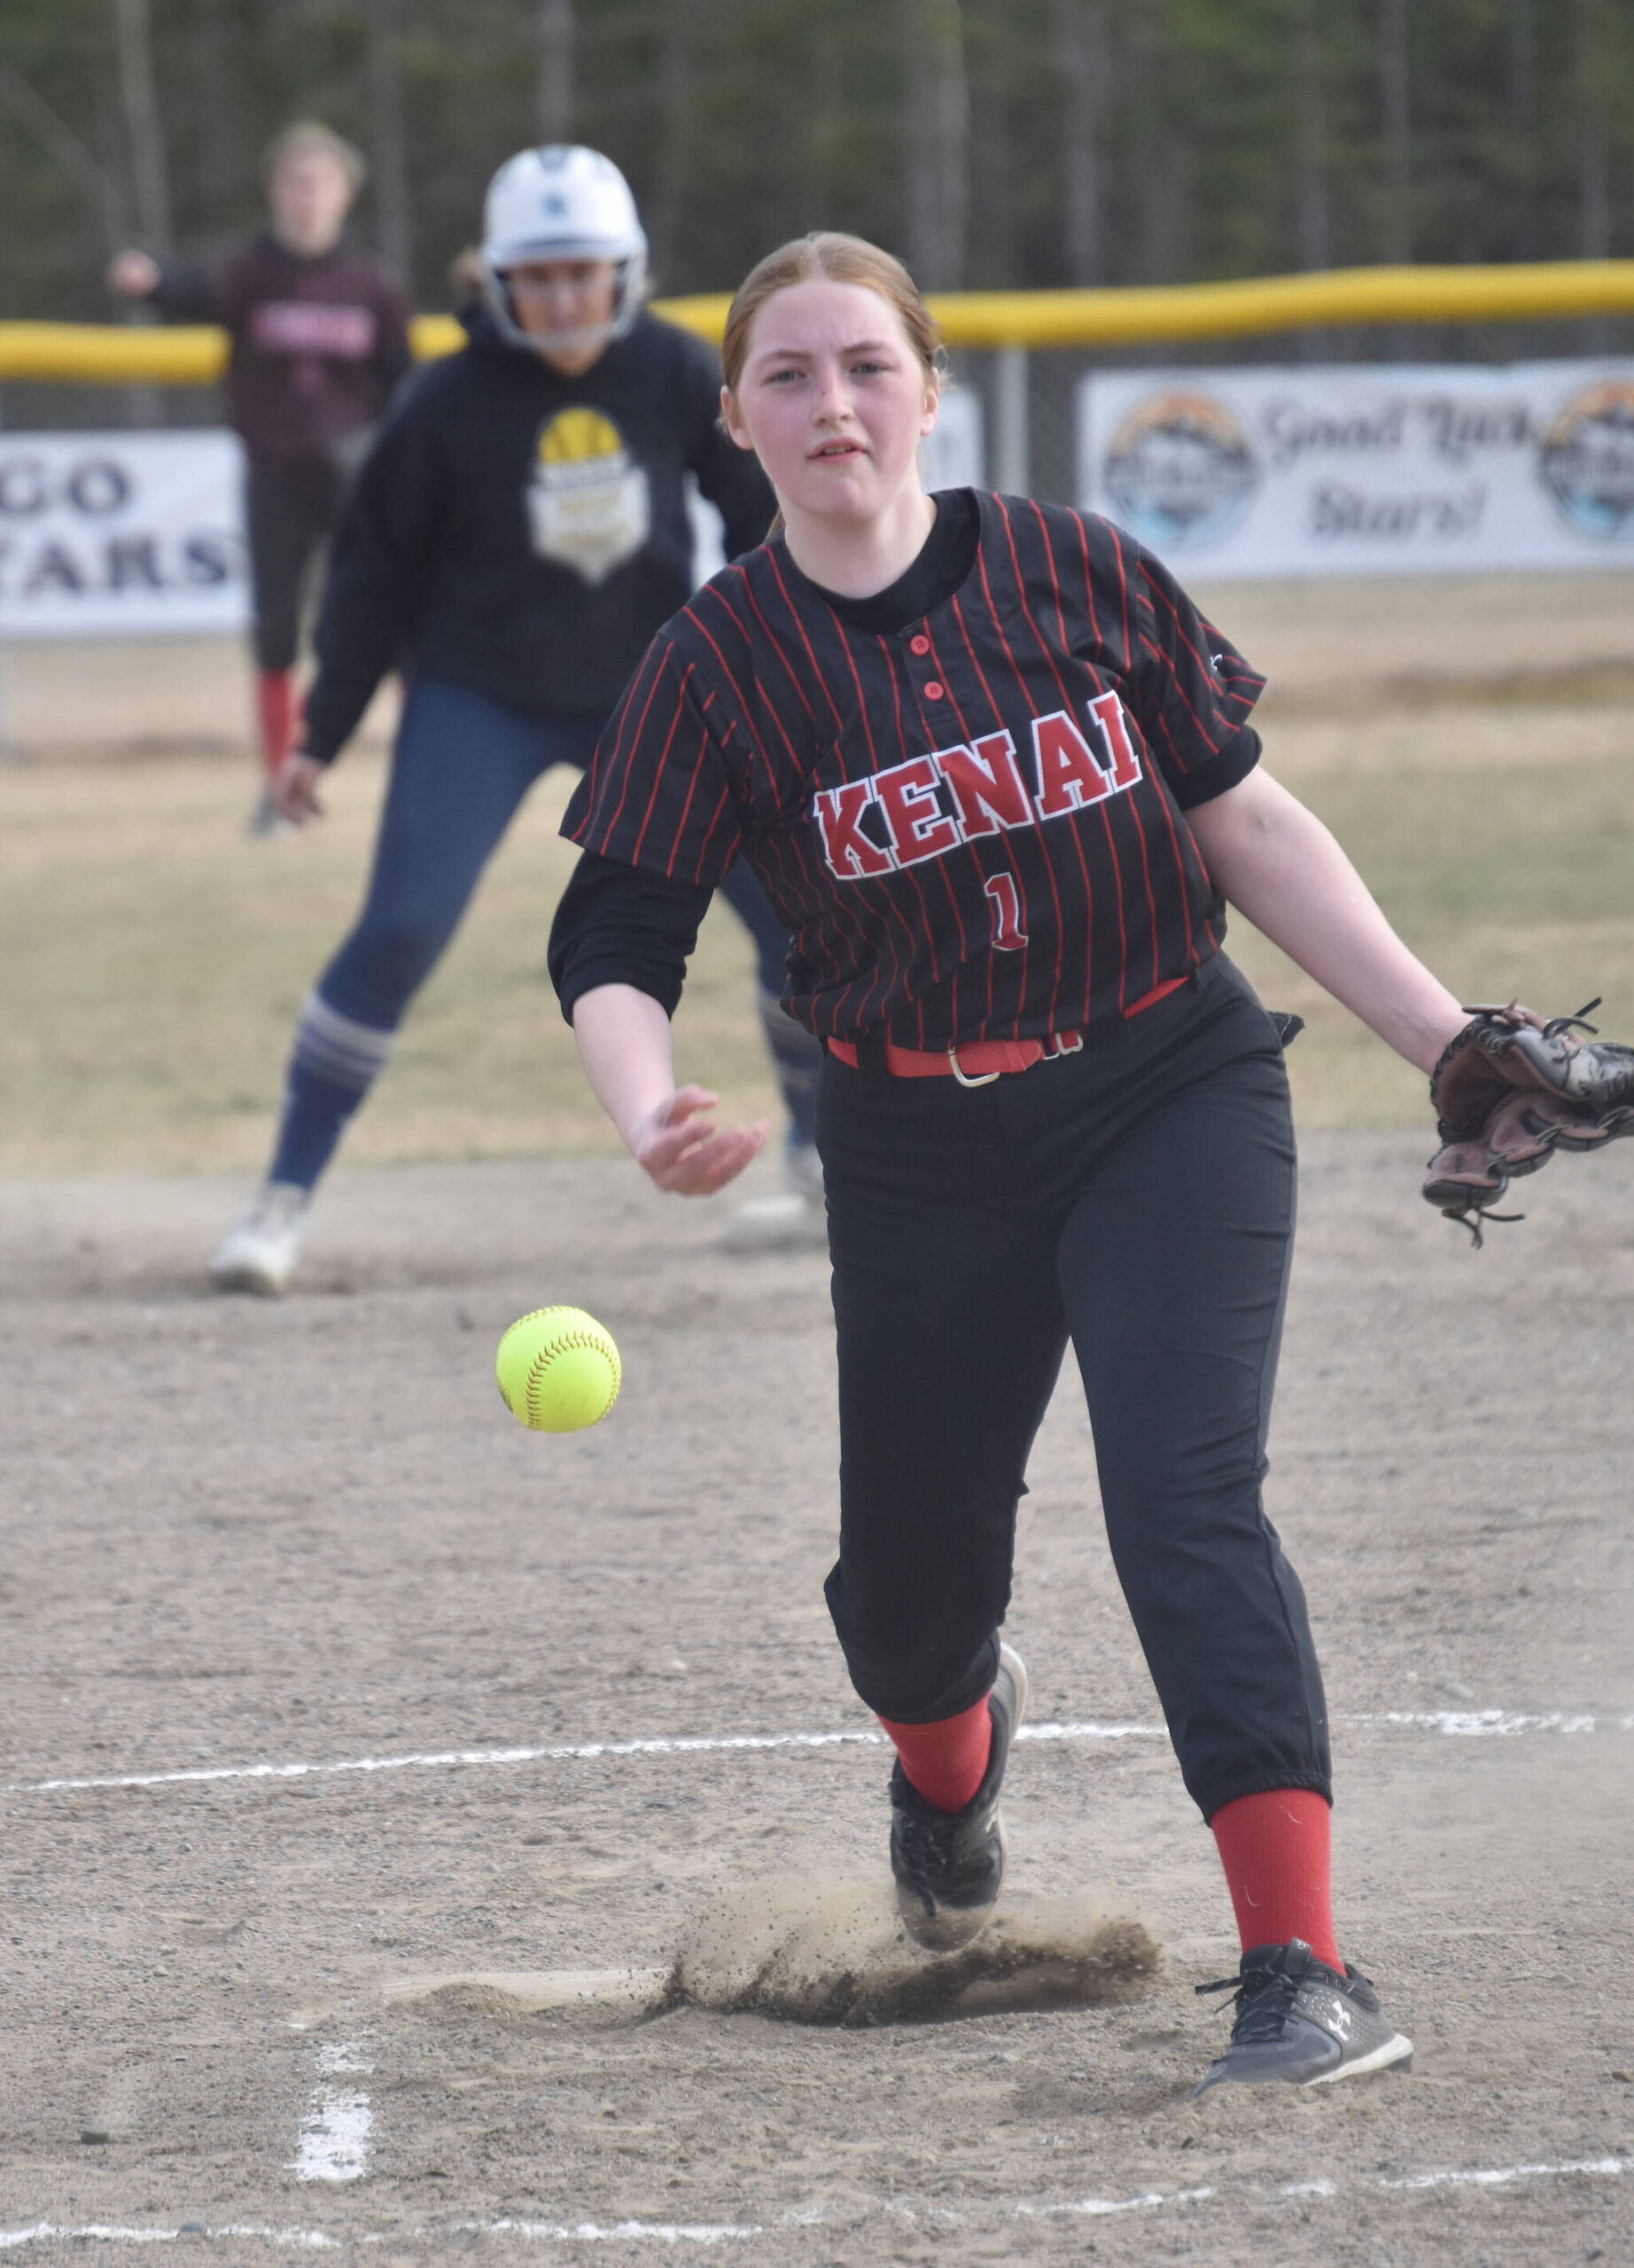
1102, 391, 1257, 549
1539, 380, 1634, 540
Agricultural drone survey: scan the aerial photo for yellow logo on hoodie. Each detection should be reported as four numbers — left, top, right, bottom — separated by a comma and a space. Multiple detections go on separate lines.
528, 408, 650, 584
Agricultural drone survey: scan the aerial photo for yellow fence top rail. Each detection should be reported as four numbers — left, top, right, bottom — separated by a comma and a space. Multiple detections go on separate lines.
4, 262, 1634, 383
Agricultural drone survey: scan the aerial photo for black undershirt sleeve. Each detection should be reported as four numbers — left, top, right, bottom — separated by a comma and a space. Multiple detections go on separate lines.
146, 255, 221, 322
303, 397, 442, 765
1166, 722, 1263, 812
548, 851, 713, 1025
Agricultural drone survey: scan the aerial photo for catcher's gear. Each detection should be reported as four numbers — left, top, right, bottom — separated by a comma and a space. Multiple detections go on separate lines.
1423, 998, 1634, 1243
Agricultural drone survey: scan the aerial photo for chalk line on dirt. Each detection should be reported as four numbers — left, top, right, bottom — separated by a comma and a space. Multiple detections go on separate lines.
8, 1728, 885, 1796
1353, 1708, 1609, 1737
2, 2152, 1626, 2250
1015, 2183, 1218, 2218
0, 2232, 338, 2252
1015, 2152, 1630, 2223
1377, 2155, 1630, 2193
469, 2222, 760, 2245
10, 1707, 1632, 1799
288, 2042, 374, 2185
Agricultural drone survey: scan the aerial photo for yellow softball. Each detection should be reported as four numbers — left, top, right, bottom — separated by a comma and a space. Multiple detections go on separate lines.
495, 1306, 621, 1433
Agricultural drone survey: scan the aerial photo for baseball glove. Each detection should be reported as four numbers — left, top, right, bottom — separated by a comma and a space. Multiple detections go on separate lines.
1423, 998, 1634, 1243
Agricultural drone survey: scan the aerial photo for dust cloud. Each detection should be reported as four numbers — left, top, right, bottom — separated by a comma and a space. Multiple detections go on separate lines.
669, 1868, 1161, 2027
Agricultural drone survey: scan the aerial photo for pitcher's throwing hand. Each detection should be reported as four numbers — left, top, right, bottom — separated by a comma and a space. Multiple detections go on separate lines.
632, 1089, 766, 1196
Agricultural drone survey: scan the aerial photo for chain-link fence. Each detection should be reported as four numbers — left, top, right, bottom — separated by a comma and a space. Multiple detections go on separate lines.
954, 315, 1634, 503
6, 312, 1634, 504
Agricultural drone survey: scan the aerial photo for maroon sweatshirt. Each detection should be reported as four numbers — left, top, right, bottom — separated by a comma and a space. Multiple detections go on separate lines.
150, 236, 412, 461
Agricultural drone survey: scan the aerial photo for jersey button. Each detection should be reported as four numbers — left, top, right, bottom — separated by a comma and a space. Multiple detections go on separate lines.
922, 680, 944, 700
909, 633, 931, 656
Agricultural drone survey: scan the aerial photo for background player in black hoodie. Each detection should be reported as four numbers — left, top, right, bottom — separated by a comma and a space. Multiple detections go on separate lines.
110, 122, 410, 827
210, 146, 809, 1292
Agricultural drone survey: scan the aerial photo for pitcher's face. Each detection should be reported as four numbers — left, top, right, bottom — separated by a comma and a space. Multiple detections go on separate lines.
723, 279, 939, 529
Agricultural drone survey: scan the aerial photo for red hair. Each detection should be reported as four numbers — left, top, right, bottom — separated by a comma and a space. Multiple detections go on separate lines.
720, 232, 943, 403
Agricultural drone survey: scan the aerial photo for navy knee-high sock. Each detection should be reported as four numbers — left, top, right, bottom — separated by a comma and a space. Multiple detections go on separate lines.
267, 992, 397, 1192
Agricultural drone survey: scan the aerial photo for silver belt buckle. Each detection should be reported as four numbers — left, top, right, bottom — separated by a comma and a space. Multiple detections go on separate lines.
1043, 1030, 1084, 1061
947, 1045, 1001, 1089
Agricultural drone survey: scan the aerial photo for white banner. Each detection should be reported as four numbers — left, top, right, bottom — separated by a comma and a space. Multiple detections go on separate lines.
0, 398, 987, 640
922, 383, 984, 493
0, 431, 248, 637
1078, 360, 1634, 577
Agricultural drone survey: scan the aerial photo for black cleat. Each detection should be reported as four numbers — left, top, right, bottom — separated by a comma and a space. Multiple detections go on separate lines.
889, 1643, 1028, 1951
1193, 1938, 1414, 2094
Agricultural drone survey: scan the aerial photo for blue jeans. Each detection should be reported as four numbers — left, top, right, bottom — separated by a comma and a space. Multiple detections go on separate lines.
322, 680, 602, 1026
269, 677, 814, 1189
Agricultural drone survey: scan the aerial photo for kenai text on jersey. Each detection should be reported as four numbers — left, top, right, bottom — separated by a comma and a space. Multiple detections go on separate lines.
813, 690, 1143, 881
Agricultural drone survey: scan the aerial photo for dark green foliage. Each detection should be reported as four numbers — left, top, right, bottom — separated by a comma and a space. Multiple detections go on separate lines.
2, 0, 1631, 321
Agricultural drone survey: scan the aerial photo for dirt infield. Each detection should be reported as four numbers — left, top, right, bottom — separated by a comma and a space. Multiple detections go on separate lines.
4, 572, 1633, 2259
3, 1140, 1632, 2264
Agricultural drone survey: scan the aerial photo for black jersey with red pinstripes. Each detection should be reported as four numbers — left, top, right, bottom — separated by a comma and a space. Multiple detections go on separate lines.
561, 491, 1265, 1049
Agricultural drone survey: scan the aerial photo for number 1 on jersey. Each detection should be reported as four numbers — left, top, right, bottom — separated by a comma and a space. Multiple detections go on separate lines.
984, 871, 1029, 951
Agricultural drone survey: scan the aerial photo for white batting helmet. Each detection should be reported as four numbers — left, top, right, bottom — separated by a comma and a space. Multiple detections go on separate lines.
480, 145, 649, 354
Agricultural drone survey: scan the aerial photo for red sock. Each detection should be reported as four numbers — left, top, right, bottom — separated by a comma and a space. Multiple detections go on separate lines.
878, 1696, 992, 1814
255, 670, 297, 781
1210, 1788, 1342, 1971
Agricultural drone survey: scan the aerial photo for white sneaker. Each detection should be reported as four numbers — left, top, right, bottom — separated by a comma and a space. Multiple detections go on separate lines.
245, 789, 295, 839
210, 1182, 309, 1294
720, 1142, 826, 1252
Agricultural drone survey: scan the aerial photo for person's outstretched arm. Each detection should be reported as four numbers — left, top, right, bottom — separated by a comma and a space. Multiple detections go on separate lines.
571, 982, 766, 1194
106, 249, 217, 319
274, 383, 444, 820
1187, 766, 1466, 1075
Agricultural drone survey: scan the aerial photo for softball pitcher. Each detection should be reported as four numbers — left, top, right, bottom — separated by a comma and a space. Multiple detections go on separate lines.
545, 229, 1532, 2095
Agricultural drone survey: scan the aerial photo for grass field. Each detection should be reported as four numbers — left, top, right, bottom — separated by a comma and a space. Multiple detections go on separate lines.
2, 576, 1632, 1178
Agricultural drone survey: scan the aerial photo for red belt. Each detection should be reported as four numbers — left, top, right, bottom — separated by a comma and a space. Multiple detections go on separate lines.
828, 1032, 1080, 1085
826, 976, 1189, 1086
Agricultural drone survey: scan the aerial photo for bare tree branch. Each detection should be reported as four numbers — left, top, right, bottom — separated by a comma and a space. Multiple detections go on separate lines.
1506, 0, 1537, 260
1291, 0, 1329, 272
188, 0, 246, 216
1379, 0, 1411, 263
1573, 0, 1610, 260
537, 0, 575, 143
366, 0, 416, 284
0, 60, 128, 252
114, 0, 172, 246
1051, 0, 1108, 287
650, 0, 699, 288
900, 0, 968, 291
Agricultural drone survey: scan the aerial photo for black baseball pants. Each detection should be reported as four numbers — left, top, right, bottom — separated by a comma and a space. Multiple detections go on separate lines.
816, 953, 1331, 1823
244, 452, 351, 672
